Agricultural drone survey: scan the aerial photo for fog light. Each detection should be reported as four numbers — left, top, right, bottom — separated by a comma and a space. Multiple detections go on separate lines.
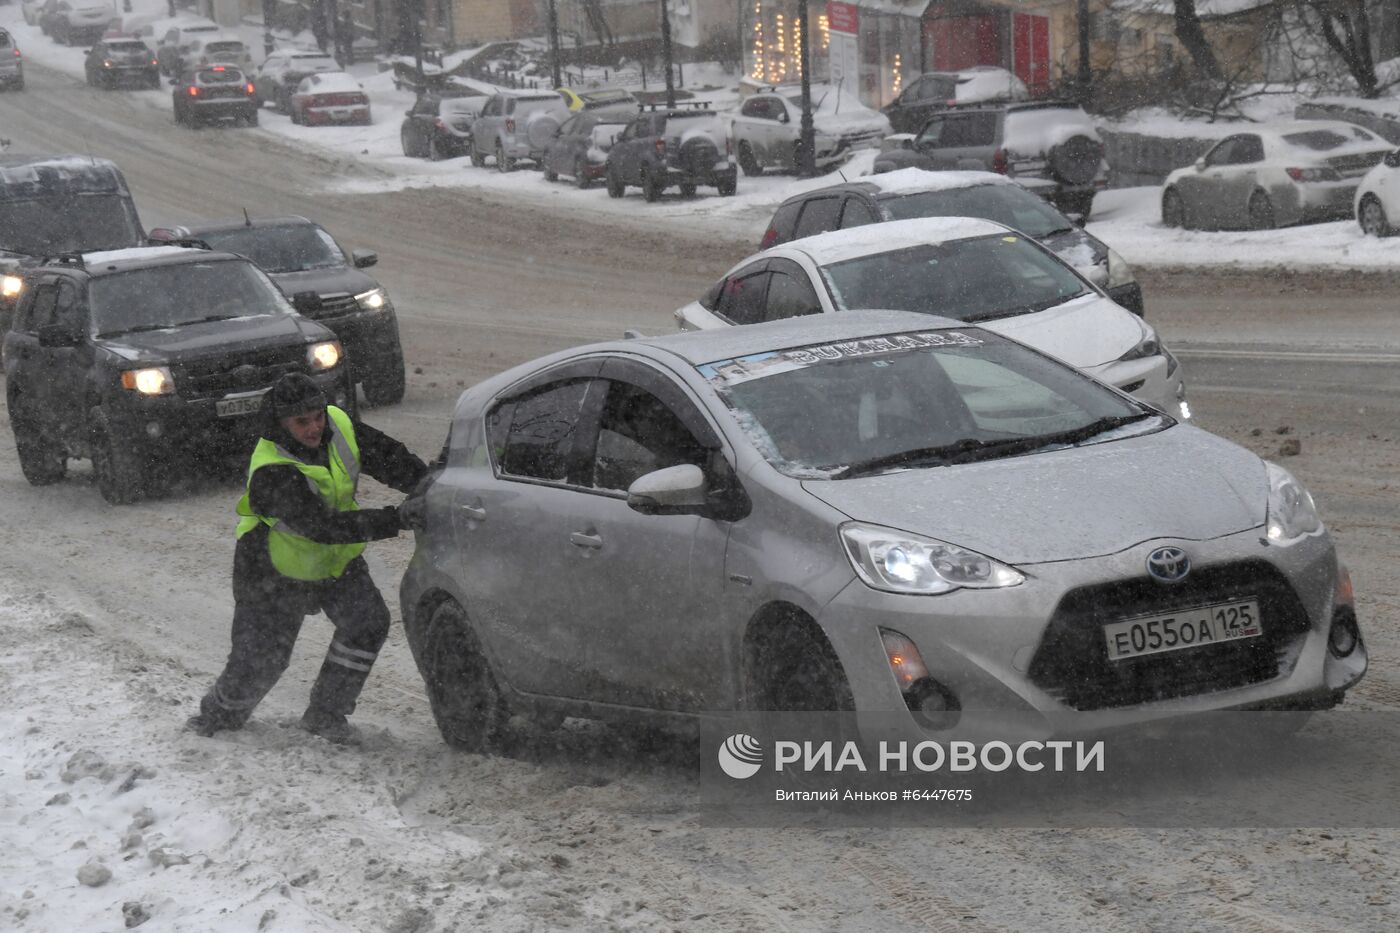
906, 677, 961, 731
1178, 400, 1192, 420
879, 629, 929, 688
1328, 609, 1360, 659
145, 422, 162, 439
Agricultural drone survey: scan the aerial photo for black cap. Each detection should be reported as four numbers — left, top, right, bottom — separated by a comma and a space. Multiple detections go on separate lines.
267, 372, 327, 420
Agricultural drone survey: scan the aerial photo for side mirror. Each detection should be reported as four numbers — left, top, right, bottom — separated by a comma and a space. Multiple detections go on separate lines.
779, 111, 790, 123
38, 323, 83, 348
1385, 150, 1400, 169
1194, 157, 1207, 171
291, 290, 322, 314
82, 48, 92, 55
351, 249, 377, 269
626, 464, 708, 515
146, 227, 177, 243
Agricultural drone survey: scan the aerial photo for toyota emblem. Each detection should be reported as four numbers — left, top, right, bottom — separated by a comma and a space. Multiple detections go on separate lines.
230, 364, 258, 384
1146, 546, 1190, 583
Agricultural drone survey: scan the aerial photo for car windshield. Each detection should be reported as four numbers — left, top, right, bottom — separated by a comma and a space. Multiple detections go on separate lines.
1282, 130, 1361, 150
821, 233, 1091, 321
0, 195, 143, 255
514, 98, 560, 118
91, 260, 292, 336
700, 329, 1157, 479
193, 224, 344, 273
878, 184, 1074, 237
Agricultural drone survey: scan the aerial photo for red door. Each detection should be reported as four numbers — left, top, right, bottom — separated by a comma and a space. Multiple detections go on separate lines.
925, 11, 1002, 71
1012, 13, 1050, 94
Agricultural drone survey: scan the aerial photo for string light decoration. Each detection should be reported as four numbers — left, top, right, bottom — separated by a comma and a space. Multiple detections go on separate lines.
792, 17, 801, 80
818, 14, 829, 51
774, 12, 786, 82
750, 0, 765, 80
892, 52, 903, 96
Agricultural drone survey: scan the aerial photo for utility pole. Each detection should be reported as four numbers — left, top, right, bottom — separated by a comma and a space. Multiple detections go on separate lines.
547, 0, 562, 89
797, 0, 816, 176
262, 0, 274, 56
660, 0, 675, 107
1077, 0, 1092, 105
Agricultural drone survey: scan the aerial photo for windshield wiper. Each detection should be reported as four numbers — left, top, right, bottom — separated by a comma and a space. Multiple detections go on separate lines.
964, 291, 1094, 322
829, 413, 1160, 479
97, 315, 237, 337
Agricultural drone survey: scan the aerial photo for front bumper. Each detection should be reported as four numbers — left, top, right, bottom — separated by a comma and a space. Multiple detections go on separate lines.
302, 303, 402, 384
818, 526, 1362, 744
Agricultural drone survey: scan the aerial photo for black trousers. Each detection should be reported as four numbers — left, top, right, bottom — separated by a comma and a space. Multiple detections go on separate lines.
201, 555, 390, 728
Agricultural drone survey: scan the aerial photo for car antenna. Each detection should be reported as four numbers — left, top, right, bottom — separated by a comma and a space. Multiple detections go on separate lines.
242, 208, 252, 227
838, 169, 849, 183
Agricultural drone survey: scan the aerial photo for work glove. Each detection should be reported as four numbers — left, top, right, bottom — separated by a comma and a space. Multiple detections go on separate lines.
398, 495, 428, 532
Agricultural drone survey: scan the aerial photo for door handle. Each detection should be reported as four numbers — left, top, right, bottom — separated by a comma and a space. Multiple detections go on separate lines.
459, 503, 485, 521
569, 532, 603, 550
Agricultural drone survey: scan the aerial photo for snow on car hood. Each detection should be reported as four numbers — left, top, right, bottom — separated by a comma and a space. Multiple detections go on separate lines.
976, 293, 1141, 367
801, 425, 1265, 565
98, 313, 323, 362
270, 266, 378, 297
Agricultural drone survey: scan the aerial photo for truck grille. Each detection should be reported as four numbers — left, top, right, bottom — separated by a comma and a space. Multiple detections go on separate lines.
299, 293, 357, 320
174, 347, 305, 399
1027, 560, 1312, 711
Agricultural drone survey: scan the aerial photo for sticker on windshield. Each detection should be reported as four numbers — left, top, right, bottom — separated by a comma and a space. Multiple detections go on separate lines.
701, 331, 985, 387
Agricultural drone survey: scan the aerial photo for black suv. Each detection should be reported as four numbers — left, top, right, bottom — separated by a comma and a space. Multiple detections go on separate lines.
3, 245, 351, 504
874, 101, 1105, 218
605, 106, 738, 201
150, 216, 407, 406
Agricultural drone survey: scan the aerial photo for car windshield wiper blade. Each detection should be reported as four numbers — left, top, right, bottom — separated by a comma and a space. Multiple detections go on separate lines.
97, 315, 236, 337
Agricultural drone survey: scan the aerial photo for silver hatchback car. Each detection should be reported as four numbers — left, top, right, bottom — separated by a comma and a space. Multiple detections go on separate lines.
401, 310, 1364, 750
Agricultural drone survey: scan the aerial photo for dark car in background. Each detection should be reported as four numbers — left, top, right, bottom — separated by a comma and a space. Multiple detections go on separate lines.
541, 108, 633, 188
0, 154, 145, 334
760, 169, 1144, 314
400, 90, 485, 161
149, 216, 406, 406
251, 49, 337, 113
83, 37, 159, 89
0, 28, 23, 91
171, 65, 258, 127
605, 106, 737, 201
2, 244, 349, 503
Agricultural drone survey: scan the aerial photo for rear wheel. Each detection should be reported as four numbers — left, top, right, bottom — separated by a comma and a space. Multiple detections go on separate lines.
1248, 191, 1276, 230
1359, 195, 1393, 237
574, 157, 591, 190
606, 167, 625, 198
641, 167, 663, 202
470, 145, 486, 168
400, 126, 417, 157
495, 141, 514, 173
244, 108, 259, 127
679, 182, 697, 197
89, 410, 143, 505
737, 141, 761, 177
421, 600, 509, 752
717, 176, 737, 197
1161, 188, 1188, 229
10, 400, 66, 486
542, 161, 558, 182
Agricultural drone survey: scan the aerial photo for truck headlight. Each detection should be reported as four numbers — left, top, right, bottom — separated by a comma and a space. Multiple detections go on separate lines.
354, 287, 387, 311
841, 522, 1023, 595
1106, 247, 1137, 290
120, 366, 174, 395
1265, 462, 1323, 544
1, 274, 22, 298
307, 341, 342, 371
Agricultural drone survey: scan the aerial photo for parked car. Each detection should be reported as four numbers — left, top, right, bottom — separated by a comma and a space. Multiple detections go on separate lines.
730, 83, 891, 176
0, 28, 22, 91
399, 307, 1362, 750
289, 71, 370, 126
400, 90, 485, 161
83, 37, 158, 89
252, 49, 337, 113
541, 108, 633, 188
760, 169, 1143, 314
556, 86, 637, 111
154, 20, 220, 77
150, 216, 407, 406
606, 106, 738, 200
171, 65, 258, 128
469, 89, 570, 171
1162, 121, 1393, 231
181, 34, 251, 72
2, 244, 350, 503
874, 100, 1106, 218
882, 66, 1029, 134
39, 0, 114, 45
1354, 147, 1400, 236
675, 216, 1185, 418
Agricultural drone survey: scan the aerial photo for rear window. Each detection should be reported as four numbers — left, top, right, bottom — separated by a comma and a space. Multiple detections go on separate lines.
197, 68, 242, 84
0, 30, 13, 48
107, 41, 149, 53
1282, 129, 1366, 150
660, 113, 724, 136
204, 42, 244, 54
512, 98, 562, 119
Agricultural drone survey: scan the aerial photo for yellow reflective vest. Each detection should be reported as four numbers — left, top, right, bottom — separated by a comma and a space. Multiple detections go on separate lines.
235, 405, 364, 581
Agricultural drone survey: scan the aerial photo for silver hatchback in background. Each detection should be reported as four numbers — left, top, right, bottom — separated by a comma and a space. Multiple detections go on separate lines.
399, 310, 1364, 751
0, 28, 22, 91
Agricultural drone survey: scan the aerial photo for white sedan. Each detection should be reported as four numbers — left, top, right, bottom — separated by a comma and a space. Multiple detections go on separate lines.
1353, 147, 1400, 236
730, 83, 891, 176
674, 216, 1188, 420
1161, 121, 1391, 230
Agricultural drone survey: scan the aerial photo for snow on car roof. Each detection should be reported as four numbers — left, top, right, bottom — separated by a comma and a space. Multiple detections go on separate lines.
780, 215, 1009, 266
81, 245, 203, 266
304, 72, 364, 93
858, 168, 1014, 196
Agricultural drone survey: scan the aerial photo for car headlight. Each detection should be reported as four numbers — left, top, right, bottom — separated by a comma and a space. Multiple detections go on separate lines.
119, 366, 174, 395
307, 340, 342, 371
841, 522, 1023, 595
1265, 462, 1323, 544
1, 274, 22, 298
1105, 247, 1137, 289
354, 287, 388, 311
1118, 323, 1162, 362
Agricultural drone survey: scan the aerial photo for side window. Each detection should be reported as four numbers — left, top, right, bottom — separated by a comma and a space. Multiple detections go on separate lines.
762, 268, 822, 322
1234, 135, 1264, 164
839, 198, 877, 229
590, 381, 709, 492
1203, 138, 1237, 167
793, 197, 842, 238
767, 200, 803, 243
18, 282, 60, 332
916, 117, 945, 147
53, 281, 84, 332
497, 379, 592, 483
715, 270, 771, 326
741, 98, 766, 119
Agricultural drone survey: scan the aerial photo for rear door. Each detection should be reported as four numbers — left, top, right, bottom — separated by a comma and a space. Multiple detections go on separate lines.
791, 195, 843, 239
712, 263, 771, 325
760, 257, 826, 321
1218, 133, 1265, 227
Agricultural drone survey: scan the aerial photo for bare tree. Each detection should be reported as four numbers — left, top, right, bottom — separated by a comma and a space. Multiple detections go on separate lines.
1300, 0, 1379, 96
1174, 0, 1224, 79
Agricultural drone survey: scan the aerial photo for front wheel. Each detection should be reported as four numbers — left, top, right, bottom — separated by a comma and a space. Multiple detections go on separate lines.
542, 161, 558, 182
1359, 195, 1393, 237
400, 126, 417, 157
606, 168, 625, 198
421, 600, 509, 752
574, 157, 591, 189
11, 405, 66, 486
89, 410, 143, 505
362, 357, 407, 407
1247, 191, 1276, 230
750, 621, 854, 712
1161, 188, 1188, 229
737, 141, 762, 177
428, 136, 446, 162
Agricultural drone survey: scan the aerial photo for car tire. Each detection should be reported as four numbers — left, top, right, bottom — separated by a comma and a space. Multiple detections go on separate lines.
495, 141, 514, 173
573, 157, 591, 190
428, 136, 446, 161
245, 108, 259, 127
1048, 134, 1103, 187
641, 167, 662, 202
1247, 191, 1276, 231
470, 145, 486, 168
1161, 188, 1189, 229
679, 182, 697, 197
10, 398, 66, 486
421, 599, 509, 752
717, 176, 737, 197
400, 126, 417, 157
362, 357, 407, 407
606, 167, 625, 198
543, 162, 558, 182
737, 141, 762, 177
748, 617, 855, 713
89, 410, 143, 505
1359, 195, 1393, 237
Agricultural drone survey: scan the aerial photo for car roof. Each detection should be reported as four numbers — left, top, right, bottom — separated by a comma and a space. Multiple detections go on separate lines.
1251, 120, 1382, 139
78, 245, 244, 273
163, 215, 317, 235
773, 215, 1009, 265
497, 89, 559, 100
781, 168, 1014, 205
